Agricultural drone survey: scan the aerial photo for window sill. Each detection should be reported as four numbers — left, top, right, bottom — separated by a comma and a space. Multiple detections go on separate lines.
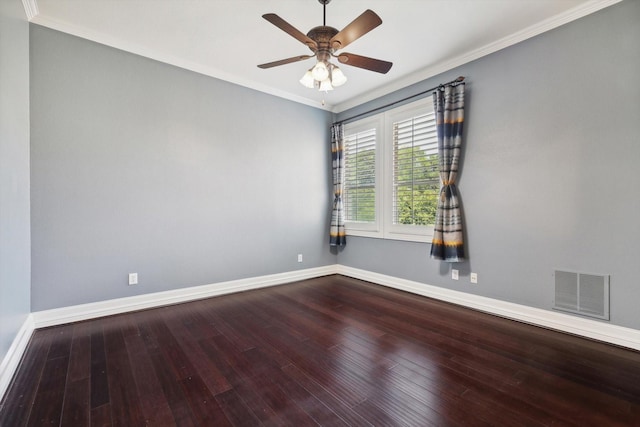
346, 228, 433, 243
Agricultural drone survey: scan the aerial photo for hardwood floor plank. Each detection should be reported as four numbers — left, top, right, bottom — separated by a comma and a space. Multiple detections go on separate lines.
26, 355, 69, 426
146, 341, 198, 427
60, 378, 90, 427
90, 403, 112, 427
273, 367, 350, 427
243, 346, 353, 425
373, 364, 513, 427
0, 328, 56, 427
198, 337, 288, 425
280, 363, 373, 426
215, 389, 264, 427
123, 318, 177, 426
146, 317, 200, 381
252, 325, 370, 406
3, 275, 640, 426
243, 371, 319, 426
230, 381, 289, 426
198, 299, 262, 352
179, 374, 232, 426
178, 304, 222, 341
161, 308, 233, 395
387, 358, 542, 426
255, 292, 345, 349
67, 321, 92, 383
508, 368, 638, 425
90, 325, 110, 410
219, 311, 294, 369
103, 317, 146, 427
25, 324, 74, 426
46, 324, 74, 360
353, 394, 439, 427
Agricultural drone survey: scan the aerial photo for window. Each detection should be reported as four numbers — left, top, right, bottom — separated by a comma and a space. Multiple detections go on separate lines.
343, 116, 382, 234
343, 98, 438, 242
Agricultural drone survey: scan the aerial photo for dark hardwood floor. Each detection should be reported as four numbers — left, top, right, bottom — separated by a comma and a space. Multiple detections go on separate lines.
2, 275, 640, 426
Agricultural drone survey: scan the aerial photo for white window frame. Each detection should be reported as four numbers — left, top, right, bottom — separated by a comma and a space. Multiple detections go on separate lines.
343, 115, 383, 238
343, 97, 437, 243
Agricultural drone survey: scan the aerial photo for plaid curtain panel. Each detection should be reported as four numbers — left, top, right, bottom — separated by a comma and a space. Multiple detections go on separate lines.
430, 83, 465, 262
330, 123, 346, 247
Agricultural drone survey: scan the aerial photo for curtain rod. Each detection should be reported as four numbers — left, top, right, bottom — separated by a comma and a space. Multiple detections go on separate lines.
334, 76, 465, 126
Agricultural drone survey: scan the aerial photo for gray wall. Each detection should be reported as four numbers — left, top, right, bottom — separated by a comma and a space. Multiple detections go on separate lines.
337, 1, 640, 329
0, 0, 31, 361
30, 26, 335, 311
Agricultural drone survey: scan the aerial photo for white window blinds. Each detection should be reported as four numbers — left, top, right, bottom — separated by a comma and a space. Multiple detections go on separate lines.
342, 97, 436, 242
344, 128, 376, 223
392, 112, 439, 226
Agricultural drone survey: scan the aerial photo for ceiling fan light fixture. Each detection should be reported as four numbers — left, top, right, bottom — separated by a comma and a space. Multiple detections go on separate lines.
311, 61, 329, 81
299, 61, 346, 91
299, 69, 315, 88
259, 2, 392, 98
319, 78, 333, 92
258, 0, 393, 96
330, 65, 347, 87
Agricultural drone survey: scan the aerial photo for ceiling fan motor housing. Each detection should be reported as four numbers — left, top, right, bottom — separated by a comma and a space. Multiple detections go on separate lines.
307, 26, 339, 62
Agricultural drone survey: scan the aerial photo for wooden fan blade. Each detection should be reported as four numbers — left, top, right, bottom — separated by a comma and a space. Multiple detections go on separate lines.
330, 10, 382, 50
262, 14, 317, 50
258, 55, 314, 69
336, 53, 392, 74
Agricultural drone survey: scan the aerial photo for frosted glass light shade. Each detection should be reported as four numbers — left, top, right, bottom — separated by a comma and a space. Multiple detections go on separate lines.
299, 61, 347, 91
319, 78, 333, 91
299, 70, 315, 88
331, 66, 347, 87
311, 61, 329, 81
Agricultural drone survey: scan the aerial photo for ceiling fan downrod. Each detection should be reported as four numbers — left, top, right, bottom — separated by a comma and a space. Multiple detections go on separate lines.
319, 0, 331, 26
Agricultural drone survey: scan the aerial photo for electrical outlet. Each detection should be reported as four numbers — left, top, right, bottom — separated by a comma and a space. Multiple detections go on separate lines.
297, 254, 303, 263
128, 273, 138, 286
452, 269, 459, 280
470, 273, 478, 284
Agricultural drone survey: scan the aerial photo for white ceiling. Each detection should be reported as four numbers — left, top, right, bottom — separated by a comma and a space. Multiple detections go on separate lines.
26, 0, 620, 112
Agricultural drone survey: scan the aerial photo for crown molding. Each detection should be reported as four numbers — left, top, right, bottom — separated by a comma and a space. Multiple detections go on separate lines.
24, 0, 622, 113
21, 0, 38, 20
332, 0, 623, 113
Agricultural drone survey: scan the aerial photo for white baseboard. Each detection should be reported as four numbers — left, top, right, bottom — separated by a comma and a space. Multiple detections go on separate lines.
29, 264, 640, 349
5, 263, 638, 405
32, 265, 338, 328
2, 265, 336, 403
336, 265, 640, 351
0, 314, 35, 402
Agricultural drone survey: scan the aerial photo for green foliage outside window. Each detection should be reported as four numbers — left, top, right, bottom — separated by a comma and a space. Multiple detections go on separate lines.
394, 146, 440, 226
345, 148, 375, 222
346, 146, 440, 226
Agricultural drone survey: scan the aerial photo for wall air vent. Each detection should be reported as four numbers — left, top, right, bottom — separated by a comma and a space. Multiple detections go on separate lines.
553, 270, 610, 320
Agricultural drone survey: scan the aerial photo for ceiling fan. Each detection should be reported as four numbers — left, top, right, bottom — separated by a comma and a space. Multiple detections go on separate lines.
258, 0, 392, 91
